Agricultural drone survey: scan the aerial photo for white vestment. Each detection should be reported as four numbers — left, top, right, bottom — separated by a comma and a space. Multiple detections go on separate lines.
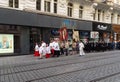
79, 42, 85, 56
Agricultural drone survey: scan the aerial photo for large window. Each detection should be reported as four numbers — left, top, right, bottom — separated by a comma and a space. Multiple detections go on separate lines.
79, 6, 83, 18
54, 0, 57, 13
98, 10, 101, 21
111, 13, 114, 23
117, 15, 120, 24
93, 9, 97, 20
36, 0, 41, 10
102, 11, 105, 21
44, 0, 51, 12
9, 0, 19, 8
67, 3, 73, 17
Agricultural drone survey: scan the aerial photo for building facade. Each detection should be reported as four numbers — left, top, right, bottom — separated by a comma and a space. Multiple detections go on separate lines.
0, 0, 120, 55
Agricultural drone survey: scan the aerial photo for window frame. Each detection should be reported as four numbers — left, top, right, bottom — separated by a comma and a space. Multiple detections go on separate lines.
44, 0, 51, 12
79, 6, 83, 18
67, 3, 73, 17
36, 0, 41, 10
54, 0, 57, 13
9, 0, 19, 8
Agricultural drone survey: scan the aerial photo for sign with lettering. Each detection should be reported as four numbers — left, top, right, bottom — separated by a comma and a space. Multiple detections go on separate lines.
93, 22, 111, 32
97, 25, 107, 30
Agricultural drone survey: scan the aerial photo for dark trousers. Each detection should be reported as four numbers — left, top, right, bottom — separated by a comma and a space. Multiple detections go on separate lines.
54, 50, 60, 57
64, 48, 69, 56
60, 48, 64, 55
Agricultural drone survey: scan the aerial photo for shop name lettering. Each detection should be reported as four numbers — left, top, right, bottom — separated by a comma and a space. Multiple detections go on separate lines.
97, 25, 107, 30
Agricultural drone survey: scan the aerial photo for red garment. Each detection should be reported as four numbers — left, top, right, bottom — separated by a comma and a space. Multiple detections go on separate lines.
34, 51, 40, 56
46, 53, 50, 58
59, 27, 68, 41
51, 49, 54, 56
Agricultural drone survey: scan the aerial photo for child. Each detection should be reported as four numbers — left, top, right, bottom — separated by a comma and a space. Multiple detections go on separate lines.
46, 44, 51, 58
34, 43, 39, 57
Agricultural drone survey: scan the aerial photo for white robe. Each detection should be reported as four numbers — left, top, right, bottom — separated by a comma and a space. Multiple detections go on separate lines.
35, 45, 39, 51
49, 42, 54, 50
39, 46, 46, 58
53, 42, 60, 51
46, 46, 51, 54
79, 42, 85, 56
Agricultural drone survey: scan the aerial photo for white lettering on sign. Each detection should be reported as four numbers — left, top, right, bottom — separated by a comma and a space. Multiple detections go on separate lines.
97, 25, 107, 30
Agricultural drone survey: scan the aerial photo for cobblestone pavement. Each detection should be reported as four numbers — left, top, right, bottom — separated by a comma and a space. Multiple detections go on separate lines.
0, 50, 120, 82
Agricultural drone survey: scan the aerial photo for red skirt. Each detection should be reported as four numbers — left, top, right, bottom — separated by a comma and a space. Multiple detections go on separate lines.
34, 51, 40, 57
46, 53, 50, 58
51, 49, 54, 55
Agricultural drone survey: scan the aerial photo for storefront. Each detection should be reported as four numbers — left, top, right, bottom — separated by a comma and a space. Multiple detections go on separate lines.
92, 22, 112, 43
112, 24, 120, 42
0, 7, 92, 55
77, 21, 92, 43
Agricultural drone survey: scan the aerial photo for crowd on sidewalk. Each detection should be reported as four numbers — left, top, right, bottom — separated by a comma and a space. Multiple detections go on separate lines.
34, 38, 85, 59
84, 41, 120, 52
34, 38, 120, 59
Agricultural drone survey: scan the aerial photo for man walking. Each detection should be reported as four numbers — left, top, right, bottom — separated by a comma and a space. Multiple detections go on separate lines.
79, 40, 85, 56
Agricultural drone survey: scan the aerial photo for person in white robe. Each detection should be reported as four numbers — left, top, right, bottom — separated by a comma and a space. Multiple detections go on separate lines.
39, 45, 46, 59
53, 40, 60, 57
46, 44, 51, 58
34, 43, 39, 57
49, 40, 54, 56
79, 40, 85, 56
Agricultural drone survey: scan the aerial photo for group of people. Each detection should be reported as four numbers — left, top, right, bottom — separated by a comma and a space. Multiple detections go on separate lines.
34, 39, 85, 59
84, 41, 120, 52
34, 39, 60, 59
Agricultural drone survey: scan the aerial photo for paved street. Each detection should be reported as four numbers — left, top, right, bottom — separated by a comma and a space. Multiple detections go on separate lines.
0, 50, 120, 82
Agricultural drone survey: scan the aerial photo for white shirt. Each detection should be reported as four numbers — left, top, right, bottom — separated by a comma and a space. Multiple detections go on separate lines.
53, 42, 60, 50
79, 42, 84, 50
35, 45, 39, 51
39, 46, 46, 55
49, 42, 53, 49
46, 46, 51, 54
41, 42, 46, 47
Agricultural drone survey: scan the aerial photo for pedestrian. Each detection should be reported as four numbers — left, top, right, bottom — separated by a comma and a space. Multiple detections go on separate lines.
72, 39, 76, 55
53, 38, 60, 57
39, 43, 46, 59
79, 40, 85, 56
64, 40, 69, 56
41, 41, 46, 47
49, 40, 55, 57
46, 44, 51, 58
60, 41, 64, 55
34, 43, 39, 57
